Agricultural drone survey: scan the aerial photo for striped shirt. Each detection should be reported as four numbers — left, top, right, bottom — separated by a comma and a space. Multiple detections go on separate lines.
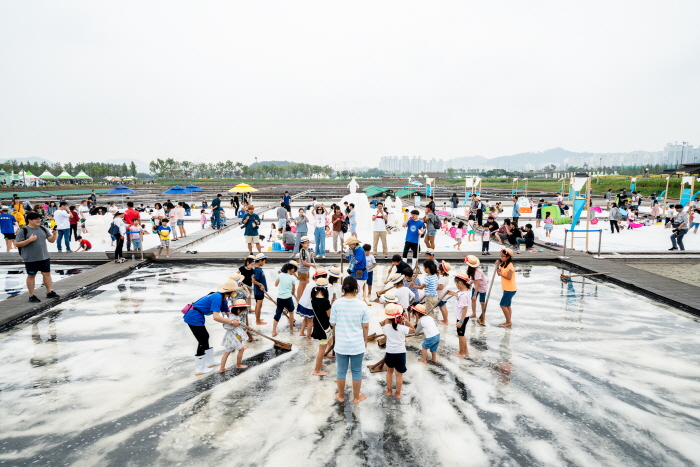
330, 297, 370, 355
423, 274, 439, 297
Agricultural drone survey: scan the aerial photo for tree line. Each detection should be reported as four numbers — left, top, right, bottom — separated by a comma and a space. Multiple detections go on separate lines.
1, 160, 138, 179
148, 158, 336, 179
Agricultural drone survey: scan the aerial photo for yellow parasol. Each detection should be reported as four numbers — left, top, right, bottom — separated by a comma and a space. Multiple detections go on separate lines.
228, 183, 258, 193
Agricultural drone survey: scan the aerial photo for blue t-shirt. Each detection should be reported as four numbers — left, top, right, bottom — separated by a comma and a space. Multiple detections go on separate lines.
405, 219, 424, 243
282, 195, 291, 206
512, 204, 520, 218
183, 292, 228, 326
347, 246, 367, 280
0, 213, 17, 234
253, 266, 267, 296
423, 275, 439, 296
243, 213, 260, 236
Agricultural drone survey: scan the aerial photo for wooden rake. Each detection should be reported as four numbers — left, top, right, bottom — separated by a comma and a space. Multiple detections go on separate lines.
241, 325, 292, 350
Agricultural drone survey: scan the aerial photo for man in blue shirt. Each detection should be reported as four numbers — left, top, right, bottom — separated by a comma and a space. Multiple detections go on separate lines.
251, 253, 268, 325
282, 191, 292, 213
344, 237, 367, 291
512, 195, 521, 220
242, 205, 262, 254
402, 209, 424, 269
0, 206, 18, 252
211, 194, 222, 230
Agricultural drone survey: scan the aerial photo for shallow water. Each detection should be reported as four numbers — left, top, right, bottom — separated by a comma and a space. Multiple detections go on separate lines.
0, 264, 95, 301
1, 263, 699, 466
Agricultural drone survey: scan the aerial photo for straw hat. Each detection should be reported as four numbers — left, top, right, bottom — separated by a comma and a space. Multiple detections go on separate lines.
387, 273, 404, 285
343, 237, 361, 246
425, 248, 435, 256
254, 253, 267, 261
314, 268, 327, 277
246, 254, 255, 260
217, 280, 241, 294
328, 267, 341, 278
384, 303, 403, 319
411, 303, 427, 315
314, 277, 330, 288
230, 299, 248, 308
441, 261, 451, 273
455, 272, 472, 284
382, 291, 398, 303
464, 255, 480, 268
229, 273, 243, 283
299, 236, 310, 243
501, 248, 514, 257
287, 260, 299, 268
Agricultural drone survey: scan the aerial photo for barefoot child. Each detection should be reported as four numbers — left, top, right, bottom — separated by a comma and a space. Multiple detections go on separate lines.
464, 255, 488, 323
298, 269, 328, 340
496, 248, 517, 328
155, 218, 171, 258
363, 244, 376, 304
411, 304, 440, 363
382, 303, 414, 399
445, 272, 472, 357
128, 218, 149, 252
544, 212, 553, 237
251, 253, 268, 325
219, 299, 249, 372
310, 278, 332, 376
272, 262, 298, 336
467, 214, 476, 242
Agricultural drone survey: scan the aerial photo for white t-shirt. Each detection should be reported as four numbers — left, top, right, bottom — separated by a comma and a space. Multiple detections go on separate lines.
437, 275, 449, 294
416, 315, 440, 339
453, 291, 470, 320
314, 213, 326, 228
382, 323, 409, 354
299, 279, 316, 309
373, 212, 387, 231
393, 287, 415, 310
77, 205, 90, 218
330, 282, 342, 302
108, 205, 118, 214
54, 209, 71, 230
152, 209, 165, 219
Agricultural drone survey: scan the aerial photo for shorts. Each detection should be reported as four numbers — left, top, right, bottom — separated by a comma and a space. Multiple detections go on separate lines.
296, 303, 314, 319
131, 239, 141, 250
427, 230, 437, 237
544, 223, 553, 231
160, 239, 170, 247
25, 258, 51, 275
456, 318, 469, 336
385, 352, 407, 373
356, 279, 366, 291
472, 289, 486, 303
500, 290, 516, 307
245, 235, 259, 244
350, 223, 357, 233
455, 238, 462, 244
437, 300, 447, 307
468, 230, 474, 234
254, 294, 265, 302
691, 222, 700, 229
82, 246, 92, 251
275, 297, 294, 321
3, 232, 15, 240
298, 272, 309, 281
367, 271, 374, 286
536, 212, 542, 219
422, 334, 440, 353
176, 220, 184, 226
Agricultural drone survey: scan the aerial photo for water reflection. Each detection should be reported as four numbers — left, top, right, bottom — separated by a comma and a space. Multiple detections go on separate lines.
30, 314, 69, 390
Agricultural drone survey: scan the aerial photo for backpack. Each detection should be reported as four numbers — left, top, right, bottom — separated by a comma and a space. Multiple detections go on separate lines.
431, 214, 441, 230
17, 226, 51, 256
107, 222, 120, 237
340, 218, 348, 233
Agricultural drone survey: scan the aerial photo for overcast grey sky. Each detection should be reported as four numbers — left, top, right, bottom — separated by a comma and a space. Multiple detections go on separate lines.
1, 1, 699, 166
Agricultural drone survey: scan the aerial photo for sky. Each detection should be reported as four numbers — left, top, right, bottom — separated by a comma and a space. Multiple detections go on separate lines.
1, 1, 699, 168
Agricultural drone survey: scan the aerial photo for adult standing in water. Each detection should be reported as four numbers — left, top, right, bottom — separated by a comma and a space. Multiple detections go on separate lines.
330, 276, 370, 404
183, 280, 240, 376
496, 248, 517, 327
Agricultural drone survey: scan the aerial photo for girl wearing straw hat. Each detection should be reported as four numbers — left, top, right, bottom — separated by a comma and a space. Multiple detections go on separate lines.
445, 273, 472, 358
381, 303, 414, 399
436, 261, 452, 325
310, 277, 332, 376
464, 255, 488, 319
183, 280, 240, 376
298, 268, 328, 340
218, 299, 250, 372
410, 304, 441, 364
296, 236, 314, 300
496, 248, 517, 327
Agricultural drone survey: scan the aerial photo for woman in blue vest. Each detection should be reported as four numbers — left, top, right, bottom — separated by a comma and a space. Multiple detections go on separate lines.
183, 280, 240, 376
344, 237, 367, 301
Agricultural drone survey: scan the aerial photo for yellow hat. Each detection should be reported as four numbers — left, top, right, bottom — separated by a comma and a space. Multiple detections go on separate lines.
314, 268, 327, 277
440, 261, 451, 273
411, 303, 427, 315
328, 267, 341, 278
230, 299, 248, 308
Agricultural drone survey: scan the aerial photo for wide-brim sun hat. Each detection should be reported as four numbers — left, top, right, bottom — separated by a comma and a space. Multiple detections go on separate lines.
388, 273, 404, 285
455, 272, 472, 284
254, 253, 266, 261
300, 236, 310, 243
501, 248, 514, 257
382, 291, 398, 303
314, 277, 330, 288
425, 248, 435, 255
230, 298, 248, 308
288, 260, 299, 267
314, 268, 327, 277
384, 303, 403, 319
464, 255, 480, 268
328, 267, 341, 278
217, 280, 241, 294
441, 261, 451, 273
411, 303, 427, 315
343, 238, 361, 246
229, 273, 243, 282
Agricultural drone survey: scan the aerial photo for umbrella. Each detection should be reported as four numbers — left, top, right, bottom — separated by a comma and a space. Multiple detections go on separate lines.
162, 186, 190, 196
185, 184, 203, 205
106, 185, 137, 207
228, 183, 258, 193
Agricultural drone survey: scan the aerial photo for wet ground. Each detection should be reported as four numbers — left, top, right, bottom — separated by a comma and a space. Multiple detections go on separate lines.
0, 264, 95, 301
626, 262, 700, 288
1, 263, 699, 466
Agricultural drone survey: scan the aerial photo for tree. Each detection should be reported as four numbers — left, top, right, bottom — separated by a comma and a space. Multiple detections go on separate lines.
129, 162, 137, 177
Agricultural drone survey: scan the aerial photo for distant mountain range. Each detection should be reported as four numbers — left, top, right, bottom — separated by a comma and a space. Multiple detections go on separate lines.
450, 148, 597, 169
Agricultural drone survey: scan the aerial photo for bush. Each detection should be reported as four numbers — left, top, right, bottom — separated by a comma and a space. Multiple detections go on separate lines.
554, 217, 572, 225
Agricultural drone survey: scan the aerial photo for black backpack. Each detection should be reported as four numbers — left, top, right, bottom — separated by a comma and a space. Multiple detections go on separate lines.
340, 218, 348, 233
431, 214, 441, 230
17, 226, 51, 256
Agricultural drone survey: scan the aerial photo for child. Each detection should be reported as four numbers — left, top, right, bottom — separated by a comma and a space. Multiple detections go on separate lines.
496, 248, 516, 328
389, 273, 413, 312
363, 244, 376, 304
467, 214, 476, 242
75, 235, 92, 252
251, 253, 268, 326
481, 223, 491, 255
273, 262, 298, 336
219, 299, 249, 372
403, 267, 423, 306
310, 278, 332, 376
441, 218, 450, 234
411, 303, 440, 364
691, 209, 700, 234
401, 209, 425, 269
382, 303, 414, 399
200, 209, 207, 229
268, 222, 276, 242
129, 218, 148, 251
328, 267, 342, 303
80, 217, 88, 234
543, 212, 554, 237
449, 222, 457, 239
156, 218, 172, 258
535, 199, 544, 228
436, 261, 451, 324
445, 272, 472, 357
454, 221, 464, 250
411, 260, 439, 320
297, 236, 314, 300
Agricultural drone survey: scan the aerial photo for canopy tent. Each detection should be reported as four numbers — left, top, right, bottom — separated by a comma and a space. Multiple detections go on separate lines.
74, 170, 92, 179
363, 185, 392, 198
106, 185, 137, 207
18, 170, 39, 179
39, 170, 56, 179
394, 188, 419, 198
57, 171, 74, 179
228, 183, 258, 193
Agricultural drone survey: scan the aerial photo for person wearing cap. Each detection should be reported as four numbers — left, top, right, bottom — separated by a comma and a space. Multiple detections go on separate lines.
344, 237, 367, 290
464, 255, 488, 322
424, 249, 439, 272
381, 303, 414, 399
310, 277, 332, 376
298, 268, 328, 339
272, 262, 298, 337
251, 253, 268, 325
53, 201, 72, 253
410, 303, 440, 364
296, 236, 314, 299
293, 208, 309, 254
444, 272, 472, 357
242, 205, 262, 254
183, 280, 240, 375
0, 206, 18, 252
401, 209, 424, 270
495, 248, 517, 327
218, 299, 250, 372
